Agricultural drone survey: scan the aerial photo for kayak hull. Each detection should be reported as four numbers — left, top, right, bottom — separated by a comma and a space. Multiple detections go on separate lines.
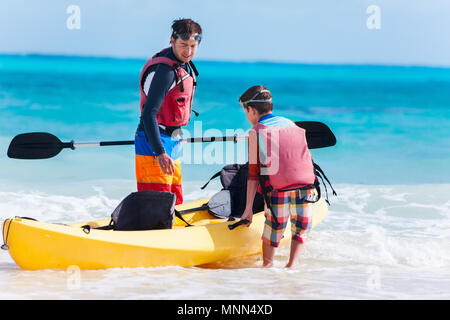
2, 198, 328, 270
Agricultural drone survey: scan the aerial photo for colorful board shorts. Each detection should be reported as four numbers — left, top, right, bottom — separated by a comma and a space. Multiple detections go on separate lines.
262, 188, 318, 247
135, 130, 183, 205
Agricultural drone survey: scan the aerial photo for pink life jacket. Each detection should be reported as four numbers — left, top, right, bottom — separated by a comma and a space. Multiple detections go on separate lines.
139, 49, 196, 127
252, 122, 316, 191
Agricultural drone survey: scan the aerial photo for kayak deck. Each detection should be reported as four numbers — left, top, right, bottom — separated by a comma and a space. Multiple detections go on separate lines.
69, 198, 218, 229
2, 197, 328, 270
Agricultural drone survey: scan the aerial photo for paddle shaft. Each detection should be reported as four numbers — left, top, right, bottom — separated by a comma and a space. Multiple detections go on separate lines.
7, 121, 336, 159
72, 135, 246, 149
71, 121, 335, 149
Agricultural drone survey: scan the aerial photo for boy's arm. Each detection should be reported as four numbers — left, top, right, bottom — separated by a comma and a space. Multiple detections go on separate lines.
241, 180, 259, 225
245, 179, 259, 207
241, 129, 260, 225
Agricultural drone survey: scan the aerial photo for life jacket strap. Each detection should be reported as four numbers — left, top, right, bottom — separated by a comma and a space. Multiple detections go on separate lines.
312, 161, 337, 205
258, 175, 279, 228
189, 61, 199, 77
158, 124, 181, 136
175, 66, 184, 92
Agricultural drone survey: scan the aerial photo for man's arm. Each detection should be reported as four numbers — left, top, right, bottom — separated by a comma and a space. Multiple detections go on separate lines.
141, 64, 176, 156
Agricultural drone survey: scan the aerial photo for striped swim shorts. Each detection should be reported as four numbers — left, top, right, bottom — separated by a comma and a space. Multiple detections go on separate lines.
262, 188, 318, 247
134, 130, 183, 205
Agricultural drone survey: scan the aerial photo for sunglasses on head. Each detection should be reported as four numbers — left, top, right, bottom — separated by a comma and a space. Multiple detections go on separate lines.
239, 90, 272, 107
173, 32, 202, 43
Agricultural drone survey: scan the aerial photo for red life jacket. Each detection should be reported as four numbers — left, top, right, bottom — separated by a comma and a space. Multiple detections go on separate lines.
139, 49, 196, 127
252, 122, 316, 191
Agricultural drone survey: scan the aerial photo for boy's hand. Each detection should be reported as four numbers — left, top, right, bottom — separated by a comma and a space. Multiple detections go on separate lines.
240, 208, 253, 226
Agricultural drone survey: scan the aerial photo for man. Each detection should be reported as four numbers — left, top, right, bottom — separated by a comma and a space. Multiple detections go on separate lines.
135, 18, 202, 205
239, 85, 318, 268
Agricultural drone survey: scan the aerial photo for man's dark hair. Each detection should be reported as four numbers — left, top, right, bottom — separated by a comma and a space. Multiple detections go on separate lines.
239, 85, 273, 114
171, 18, 202, 38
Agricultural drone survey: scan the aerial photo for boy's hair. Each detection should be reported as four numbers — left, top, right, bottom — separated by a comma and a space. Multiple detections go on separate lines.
171, 18, 202, 38
239, 85, 273, 114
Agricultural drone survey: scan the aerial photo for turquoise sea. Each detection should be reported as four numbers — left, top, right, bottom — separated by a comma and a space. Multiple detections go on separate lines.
0, 54, 449, 186
0, 54, 449, 300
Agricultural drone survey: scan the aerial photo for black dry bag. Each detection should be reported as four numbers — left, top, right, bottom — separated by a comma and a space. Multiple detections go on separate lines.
110, 190, 176, 231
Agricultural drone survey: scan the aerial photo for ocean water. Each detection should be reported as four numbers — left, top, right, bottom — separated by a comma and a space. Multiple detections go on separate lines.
0, 54, 449, 300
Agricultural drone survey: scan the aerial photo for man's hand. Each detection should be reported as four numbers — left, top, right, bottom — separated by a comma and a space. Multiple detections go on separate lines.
157, 153, 175, 175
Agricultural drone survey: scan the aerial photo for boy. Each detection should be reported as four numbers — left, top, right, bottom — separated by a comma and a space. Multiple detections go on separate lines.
239, 85, 318, 268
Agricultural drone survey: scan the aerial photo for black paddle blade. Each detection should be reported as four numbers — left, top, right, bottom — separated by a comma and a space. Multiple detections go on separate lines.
295, 121, 337, 149
7, 132, 66, 159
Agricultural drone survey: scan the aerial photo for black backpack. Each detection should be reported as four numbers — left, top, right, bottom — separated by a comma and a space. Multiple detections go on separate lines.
200, 163, 265, 219
87, 190, 176, 231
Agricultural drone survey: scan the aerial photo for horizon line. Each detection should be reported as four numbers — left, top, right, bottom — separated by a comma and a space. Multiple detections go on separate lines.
1, 51, 450, 69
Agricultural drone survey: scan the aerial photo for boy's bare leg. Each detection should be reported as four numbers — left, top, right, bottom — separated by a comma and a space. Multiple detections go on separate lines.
285, 239, 304, 268
262, 242, 275, 267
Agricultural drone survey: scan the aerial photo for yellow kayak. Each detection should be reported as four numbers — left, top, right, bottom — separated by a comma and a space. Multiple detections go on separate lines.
2, 197, 328, 270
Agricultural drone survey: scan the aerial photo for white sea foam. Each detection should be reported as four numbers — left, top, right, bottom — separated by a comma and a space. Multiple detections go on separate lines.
0, 186, 120, 224
0, 179, 222, 224
1, 181, 449, 299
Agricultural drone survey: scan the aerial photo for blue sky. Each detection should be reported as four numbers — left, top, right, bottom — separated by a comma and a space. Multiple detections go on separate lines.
1, 0, 449, 66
